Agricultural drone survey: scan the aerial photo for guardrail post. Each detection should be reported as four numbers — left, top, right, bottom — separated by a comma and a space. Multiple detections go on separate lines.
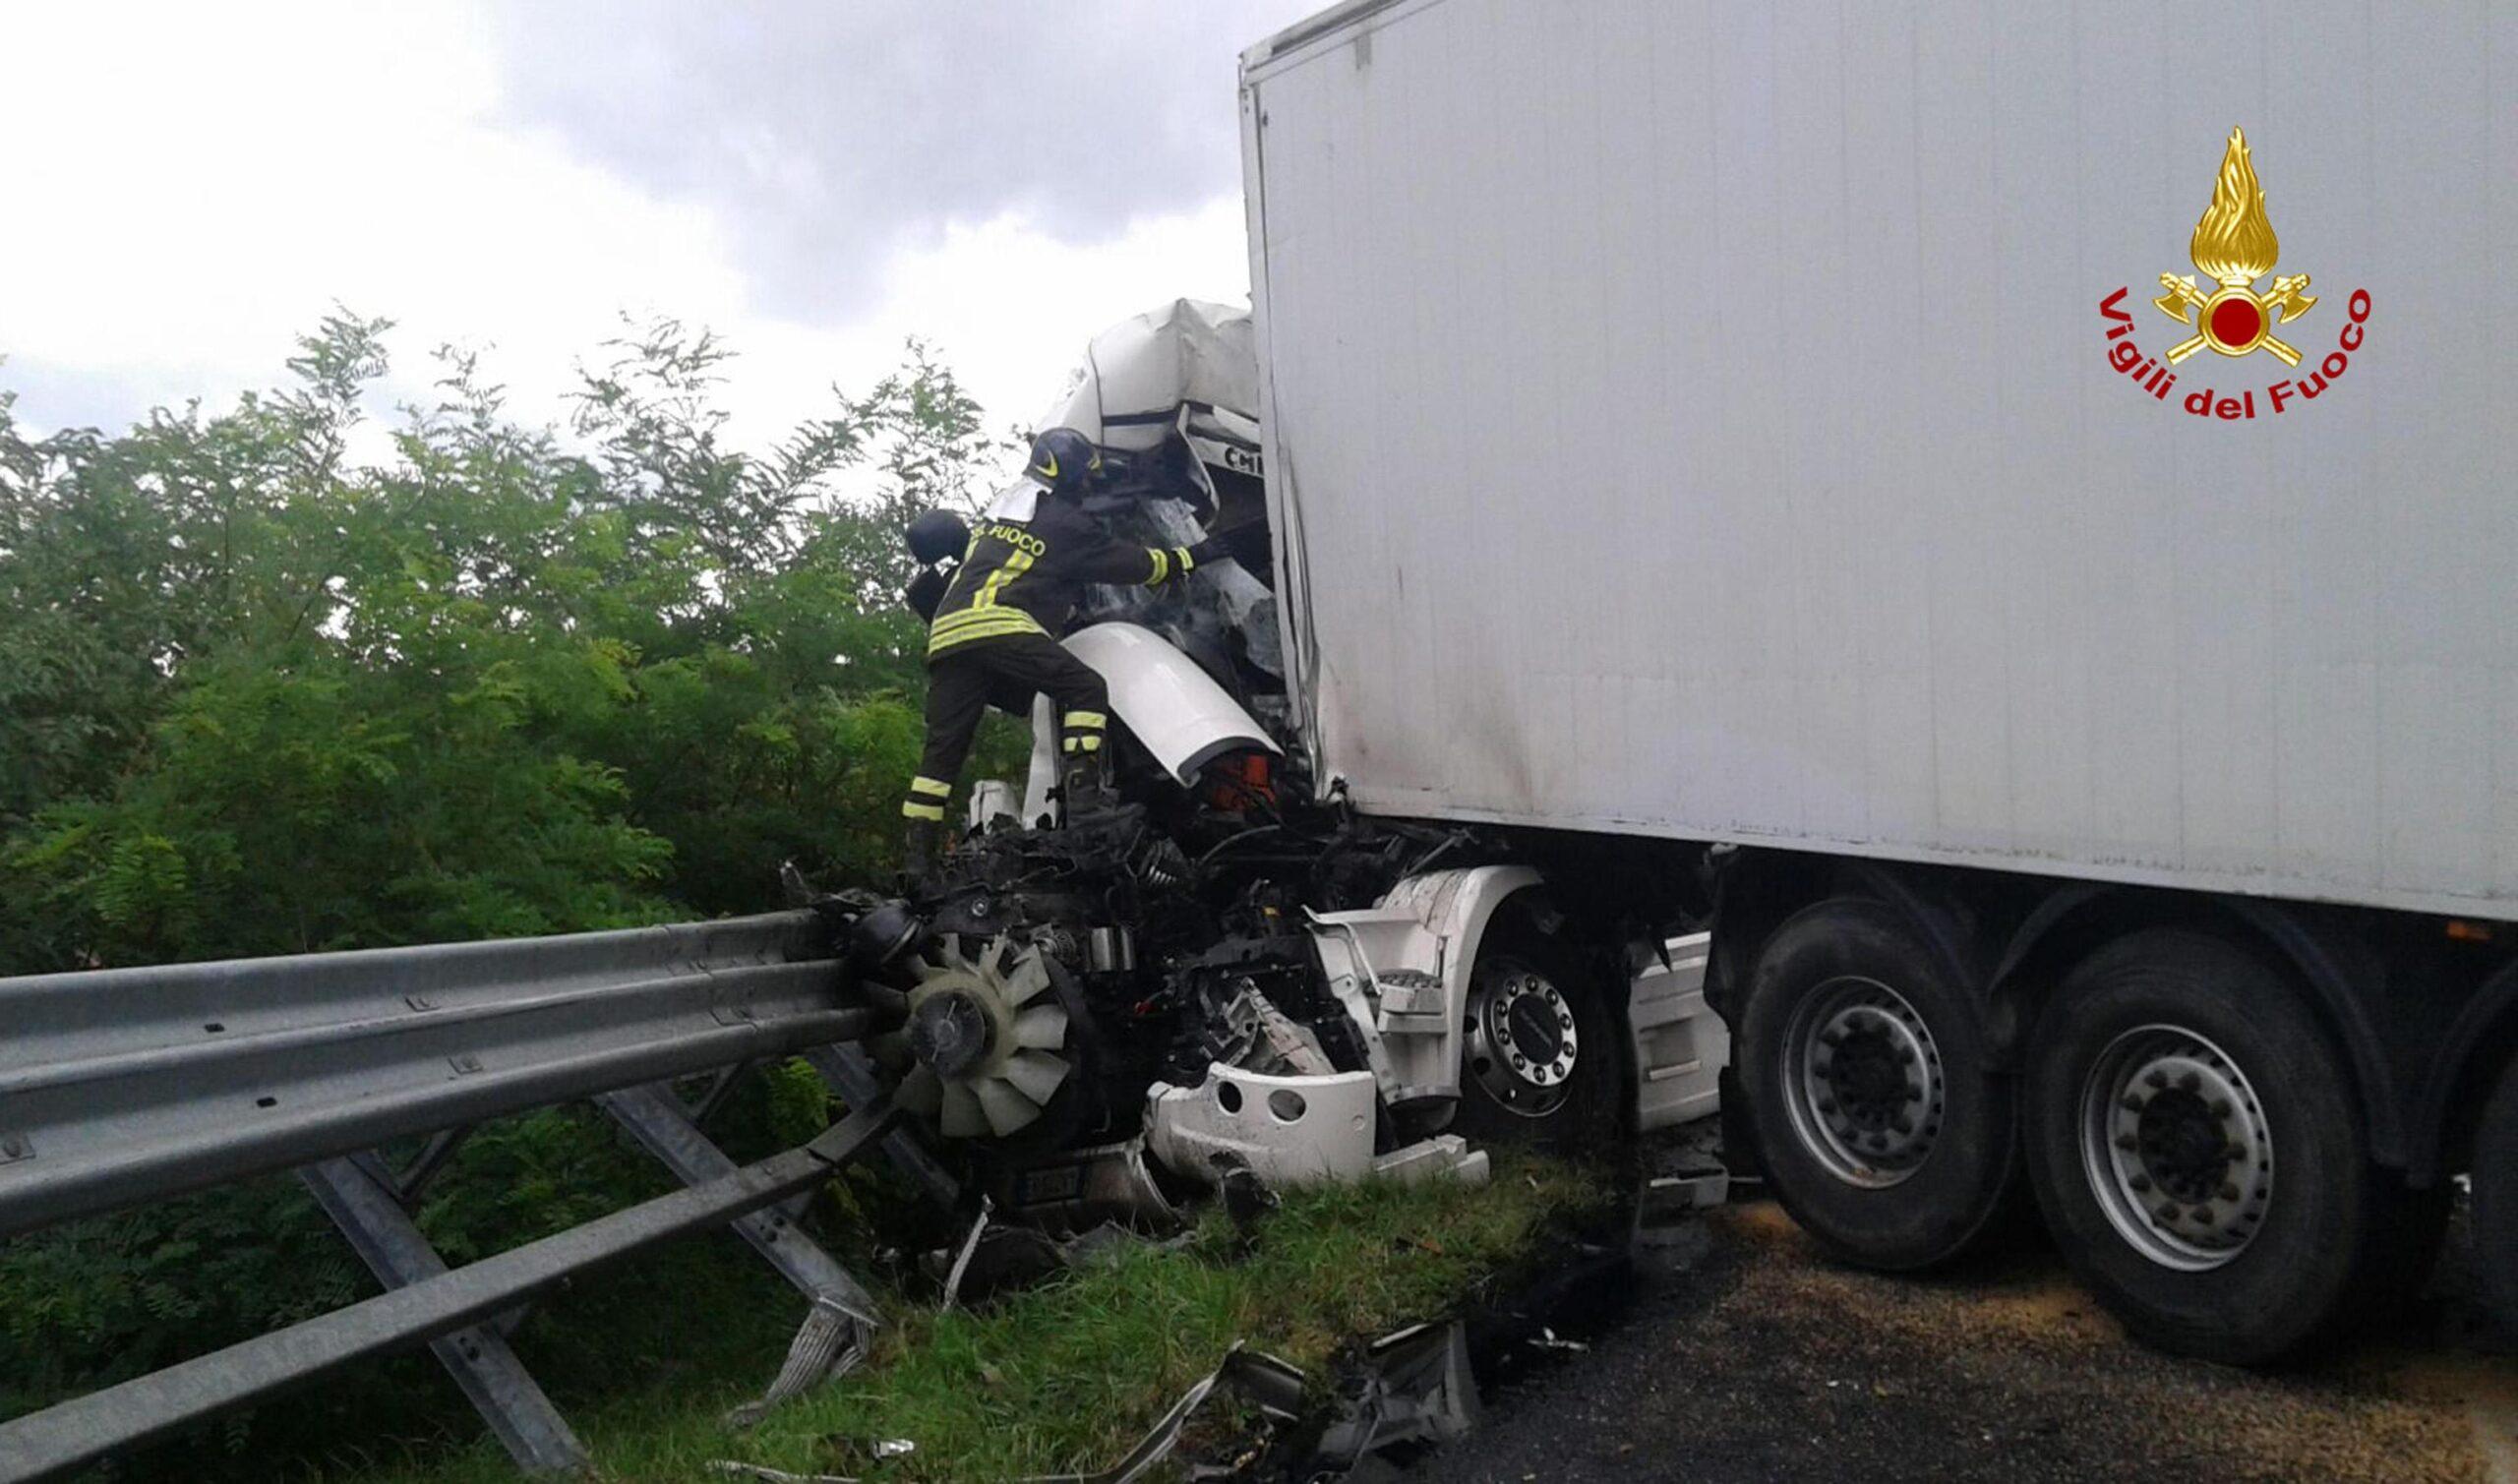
297, 1158, 590, 1475
804, 1043, 962, 1210
596, 1084, 883, 1318
0, 1098, 901, 1482
597, 1082, 900, 1424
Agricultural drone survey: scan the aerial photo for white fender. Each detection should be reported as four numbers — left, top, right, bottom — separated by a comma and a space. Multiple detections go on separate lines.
1062, 622, 1280, 783
1305, 865, 1542, 1109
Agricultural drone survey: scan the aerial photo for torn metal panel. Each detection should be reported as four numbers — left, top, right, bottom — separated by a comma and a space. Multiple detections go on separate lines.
1036, 299, 1259, 461
1313, 1321, 1480, 1468
1026, 299, 1282, 695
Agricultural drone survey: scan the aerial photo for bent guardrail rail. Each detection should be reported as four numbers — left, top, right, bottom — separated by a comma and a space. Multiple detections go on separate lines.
0, 912, 934, 1482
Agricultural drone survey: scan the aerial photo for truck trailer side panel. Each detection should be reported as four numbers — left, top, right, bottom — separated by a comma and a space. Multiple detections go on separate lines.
1241, 0, 2517, 920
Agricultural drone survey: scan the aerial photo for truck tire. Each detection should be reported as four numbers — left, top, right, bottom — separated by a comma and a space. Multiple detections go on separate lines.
1737, 898, 2016, 1270
2021, 928, 2406, 1365
2475, 1051, 2518, 1337
1453, 917, 1620, 1152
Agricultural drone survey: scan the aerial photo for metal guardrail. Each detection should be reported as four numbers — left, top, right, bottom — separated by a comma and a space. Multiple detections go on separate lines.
0, 912, 937, 1482
0, 911, 865, 1238
0, 1101, 902, 1482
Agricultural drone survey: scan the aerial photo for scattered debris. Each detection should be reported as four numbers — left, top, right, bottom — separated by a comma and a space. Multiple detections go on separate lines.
999, 1138, 1182, 1233
939, 1196, 995, 1312
708, 1462, 858, 1484
1216, 1158, 1280, 1254
1006, 1343, 1305, 1484
1370, 1134, 1490, 1187
1313, 1322, 1480, 1469
1640, 1166, 1730, 1222
709, 1437, 915, 1484
725, 1295, 876, 1430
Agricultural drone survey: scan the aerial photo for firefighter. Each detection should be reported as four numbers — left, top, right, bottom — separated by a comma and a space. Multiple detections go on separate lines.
900, 427, 1232, 879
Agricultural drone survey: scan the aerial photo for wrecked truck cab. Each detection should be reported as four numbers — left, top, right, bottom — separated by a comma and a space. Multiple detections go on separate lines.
1036, 298, 1287, 728
862, 299, 1724, 1223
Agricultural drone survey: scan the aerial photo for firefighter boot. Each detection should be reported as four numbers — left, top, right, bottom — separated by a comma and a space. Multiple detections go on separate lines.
1060, 748, 1117, 823
902, 817, 946, 885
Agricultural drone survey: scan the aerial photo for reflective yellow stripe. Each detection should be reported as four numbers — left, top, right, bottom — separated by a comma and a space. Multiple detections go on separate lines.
1063, 712, 1107, 730
931, 605, 1043, 634
909, 776, 952, 799
928, 621, 1044, 656
901, 801, 946, 821
929, 626, 1036, 651
1077, 736, 1102, 752
930, 618, 1041, 645
1144, 549, 1169, 585
1173, 545, 1195, 574
928, 608, 1047, 654
973, 547, 1035, 610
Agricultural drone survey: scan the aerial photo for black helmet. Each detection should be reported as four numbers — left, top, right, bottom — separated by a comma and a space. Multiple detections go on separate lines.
905, 508, 970, 565
1027, 427, 1102, 495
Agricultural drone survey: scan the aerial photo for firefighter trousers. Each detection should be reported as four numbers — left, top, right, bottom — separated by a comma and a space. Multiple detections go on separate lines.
902, 633, 1109, 822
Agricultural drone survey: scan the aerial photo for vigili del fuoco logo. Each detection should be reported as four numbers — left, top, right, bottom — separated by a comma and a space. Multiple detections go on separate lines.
2098, 127, 2370, 420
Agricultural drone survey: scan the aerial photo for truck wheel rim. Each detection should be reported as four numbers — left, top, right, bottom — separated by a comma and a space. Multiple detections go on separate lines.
2078, 1024, 2273, 1272
1781, 977, 1946, 1189
1465, 957, 1579, 1118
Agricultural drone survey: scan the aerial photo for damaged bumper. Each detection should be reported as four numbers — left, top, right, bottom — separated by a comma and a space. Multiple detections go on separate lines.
1145, 1065, 1488, 1194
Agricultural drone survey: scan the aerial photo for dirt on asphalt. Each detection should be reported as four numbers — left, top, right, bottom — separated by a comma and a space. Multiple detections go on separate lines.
1397, 1199, 2518, 1484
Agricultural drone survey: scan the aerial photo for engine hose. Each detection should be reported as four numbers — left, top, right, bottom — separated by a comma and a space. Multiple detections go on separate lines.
1192, 824, 1285, 876
1135, 838, 1192, 890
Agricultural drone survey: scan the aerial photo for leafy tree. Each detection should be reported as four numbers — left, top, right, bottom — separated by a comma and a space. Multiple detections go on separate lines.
0, 315, 1025, 1467
0, 313, 1011, 971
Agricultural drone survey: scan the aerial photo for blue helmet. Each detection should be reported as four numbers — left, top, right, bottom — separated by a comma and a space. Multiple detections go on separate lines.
905, 507, 969, 565
1027, 427, 1102, 495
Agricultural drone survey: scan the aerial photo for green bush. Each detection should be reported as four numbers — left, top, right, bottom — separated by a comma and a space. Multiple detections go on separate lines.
0, 317, 1027, 1467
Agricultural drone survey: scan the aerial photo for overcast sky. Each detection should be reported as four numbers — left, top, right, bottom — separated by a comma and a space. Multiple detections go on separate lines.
0, 0, 1321, 448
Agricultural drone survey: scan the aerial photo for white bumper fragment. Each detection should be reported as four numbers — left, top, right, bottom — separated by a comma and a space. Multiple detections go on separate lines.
1146, 1067, 1377, 1188
1143, 1066, 1489, 1192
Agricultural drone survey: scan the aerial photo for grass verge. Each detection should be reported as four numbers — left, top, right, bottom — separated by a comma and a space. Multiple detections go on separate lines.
341, 1155, 1600, 1483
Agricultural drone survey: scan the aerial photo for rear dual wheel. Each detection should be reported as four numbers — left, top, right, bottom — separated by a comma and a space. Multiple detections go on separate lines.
1738, 899, 2018, 1270
2021, 929, 2442, 1365
1743, 902, 2445, 1364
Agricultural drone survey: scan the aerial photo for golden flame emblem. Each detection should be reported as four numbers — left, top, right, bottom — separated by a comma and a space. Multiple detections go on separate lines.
2153, 128, 2315, 365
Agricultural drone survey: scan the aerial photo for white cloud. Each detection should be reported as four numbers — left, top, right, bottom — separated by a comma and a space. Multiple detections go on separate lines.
723, 196, 1255, 444
0, 1, 1258, 450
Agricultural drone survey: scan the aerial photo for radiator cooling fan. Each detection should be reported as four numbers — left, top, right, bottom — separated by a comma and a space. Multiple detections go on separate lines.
877, 933, 1075, 1139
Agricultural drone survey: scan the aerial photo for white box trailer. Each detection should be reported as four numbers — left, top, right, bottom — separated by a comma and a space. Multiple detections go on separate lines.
1242, 0, 2514, 922
1236, 0, 2518, 1364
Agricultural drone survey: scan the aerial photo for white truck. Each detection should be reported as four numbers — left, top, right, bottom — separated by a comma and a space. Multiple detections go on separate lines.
1217, 0, 2518, 1365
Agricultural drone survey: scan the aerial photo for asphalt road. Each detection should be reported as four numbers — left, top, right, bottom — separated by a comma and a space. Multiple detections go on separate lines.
1396, 1197, 2518, 1484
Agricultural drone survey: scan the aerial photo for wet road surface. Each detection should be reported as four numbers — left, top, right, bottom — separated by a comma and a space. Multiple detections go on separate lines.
1392, 1198, 2518, 1484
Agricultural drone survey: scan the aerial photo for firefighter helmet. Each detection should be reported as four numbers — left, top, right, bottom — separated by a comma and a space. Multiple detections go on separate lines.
905, 507, 970, 565
1027, 427, 1102, 495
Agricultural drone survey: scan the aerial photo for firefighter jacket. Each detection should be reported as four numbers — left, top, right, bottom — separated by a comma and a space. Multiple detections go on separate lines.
926, 487, 1221, 658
